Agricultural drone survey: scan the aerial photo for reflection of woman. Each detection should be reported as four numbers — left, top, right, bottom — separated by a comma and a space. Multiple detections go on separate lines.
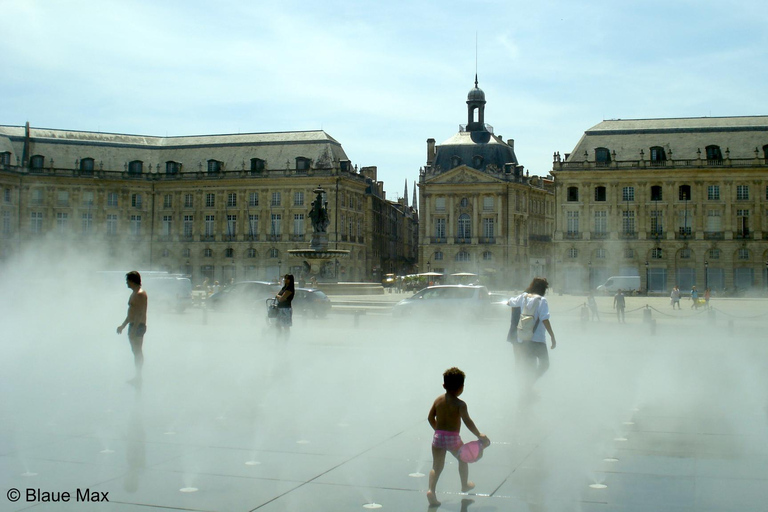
275, 274, 295, 338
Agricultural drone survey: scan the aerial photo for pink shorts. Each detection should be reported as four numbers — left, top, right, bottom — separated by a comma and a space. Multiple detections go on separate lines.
432, 430, 463, 451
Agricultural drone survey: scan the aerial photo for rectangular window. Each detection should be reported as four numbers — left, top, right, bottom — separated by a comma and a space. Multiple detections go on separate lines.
294, 213, 304, 235
57, 190, 69, 206
56, 212, 69, 233
271, 192, 281, 207
435, 197, 446, 212
622, 187, 635, 202
248, 214, 259, 236
249, 192, 259, 207
594, 187, 606, 202
31, 189, 43, 205
227, 214, 237, 236
650, 210, 663, 236
227, 193, 237, 208
130, 215, 141, 235
82, 191, 94, 206
81, 213, 93, 234
30, 212, 43, 233
205, 215, 215, 236
270, 213, 281, 237
622, 210, 635, 234
594, 211, 607, 233
3, 188, 10, 203
183, 215, 194, 237
205, 193, 215, 208
294, 191, 304, 206
707, 185, 720, 201
162, 215, 173, 236
106, 214, 117, 235
566, 211, 579, 234
435, 218, 446, 238
2, 211, 11, 235
678, 210, 692, 235
737, 185, 749, 201
184, 193, 194, 208
737, 209, 749, 236
483, 196, 494, 211
706, 210, 722, 232
131, 193, 142, 208
482, 218, 494, 238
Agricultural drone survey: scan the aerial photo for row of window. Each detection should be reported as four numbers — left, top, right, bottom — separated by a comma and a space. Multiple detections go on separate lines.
566, 246, 756, 261
567, 184, 766, 203
429, 250, 495, 262
565, 209, 758, 235
433, 216, 496, 239
591, 145, 768, 164
13, 154, 314, 174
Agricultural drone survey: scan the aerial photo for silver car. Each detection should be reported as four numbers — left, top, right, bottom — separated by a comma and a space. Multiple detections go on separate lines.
392, 285, 492, 320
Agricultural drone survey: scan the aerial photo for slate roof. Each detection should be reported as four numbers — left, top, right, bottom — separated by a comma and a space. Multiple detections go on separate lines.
566, 116, 768, 162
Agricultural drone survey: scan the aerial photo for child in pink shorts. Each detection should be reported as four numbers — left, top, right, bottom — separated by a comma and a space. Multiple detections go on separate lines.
427, 367, 489, 507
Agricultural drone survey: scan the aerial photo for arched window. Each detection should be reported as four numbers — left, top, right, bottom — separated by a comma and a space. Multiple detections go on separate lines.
224, 248, 234, 258
269, 248, 279, 258
651, 185, 663, 201
705, 145, 722, 163
207, 160, 222, 174
128, 160, 143, 175
250, 158, 265, 174
460, 198, 469, 207
567, 248, 578, 259
451, 156, 462, 168
455, 251, 470, 262
472, 155, 484, 168
482, 251, 493, 261
247, 248, 257, 258
295, 157, 310, 171
595, 147, 611, 166
30, 155, 45, 170
166, 161, 181, 175
80, 158, 95, 172
567, 186, 579, 202
457, 214, 471, 239
651, 247, 663, 259
434, 251, 443, 261
203, 248, 213, 258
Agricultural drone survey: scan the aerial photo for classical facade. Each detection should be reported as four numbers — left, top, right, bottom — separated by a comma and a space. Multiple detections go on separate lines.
418, 80, 554, 288
551, 117, 768, 293
0, 124, 414, 283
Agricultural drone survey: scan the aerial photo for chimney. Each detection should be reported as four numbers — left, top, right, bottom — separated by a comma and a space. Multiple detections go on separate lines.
507, 139, 514, 150
427, 138, 436, 165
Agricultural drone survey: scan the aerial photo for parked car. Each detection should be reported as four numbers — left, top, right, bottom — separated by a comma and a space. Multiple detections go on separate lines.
208, 281, 280, 310
144, 276, 193, 312
391, 285, 492, 319
292, 288, 332, 317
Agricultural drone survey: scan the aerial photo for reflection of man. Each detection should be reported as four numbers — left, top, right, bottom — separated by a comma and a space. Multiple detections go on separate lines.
117, 271, 148, 385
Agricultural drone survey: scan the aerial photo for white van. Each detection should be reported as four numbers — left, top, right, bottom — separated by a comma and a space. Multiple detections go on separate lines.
596, 276, 641, 294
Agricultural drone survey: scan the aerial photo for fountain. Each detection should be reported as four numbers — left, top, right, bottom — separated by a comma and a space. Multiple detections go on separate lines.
287, 186, 349, 281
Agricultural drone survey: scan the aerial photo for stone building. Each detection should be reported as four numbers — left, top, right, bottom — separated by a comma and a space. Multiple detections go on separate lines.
418, 79, 554, 288
0, 123, 412, 284
551, 117, 768, 293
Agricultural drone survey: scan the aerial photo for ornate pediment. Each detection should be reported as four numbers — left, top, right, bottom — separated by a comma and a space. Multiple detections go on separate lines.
425, 166, 501, 185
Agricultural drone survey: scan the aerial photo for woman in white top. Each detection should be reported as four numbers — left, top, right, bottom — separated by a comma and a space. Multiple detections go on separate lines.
507, 277, 558, 394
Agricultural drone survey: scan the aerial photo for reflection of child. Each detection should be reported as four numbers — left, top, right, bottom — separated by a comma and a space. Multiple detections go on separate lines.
427, 367, 489, 507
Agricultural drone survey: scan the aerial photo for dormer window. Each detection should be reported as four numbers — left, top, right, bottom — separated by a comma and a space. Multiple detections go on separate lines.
472, 155, 484, 168
296, 157, 310, 171
80, 158, 95, 173
650, 146, 666, 165
567, 186, 579, 202
451, 156, 462, 168
166, 161, 181, 175
207, 160, 222, 174
250, 158, 265, 174
705, 145, 722, 163
595, 148, 611, 166
0, 152, 11, 166
30, 155, 45, 170
128, 160, 143, 175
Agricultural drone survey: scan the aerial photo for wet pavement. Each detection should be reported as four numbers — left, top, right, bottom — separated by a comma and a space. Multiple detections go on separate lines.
1, 292, 767, 511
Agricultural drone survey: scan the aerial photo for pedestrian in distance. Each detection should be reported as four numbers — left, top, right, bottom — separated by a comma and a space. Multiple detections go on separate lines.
427, 367, 489, 507
690, 286, 699, 309
117, 271, 148, 387
587, 291, 600, 321
613, 289, 626, 323
274, 274, 295, 339
704, 287, 711, 309
670, 285, 681, 309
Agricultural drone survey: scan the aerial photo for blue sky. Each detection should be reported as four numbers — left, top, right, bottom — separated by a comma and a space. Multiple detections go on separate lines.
3, 0, 767, 201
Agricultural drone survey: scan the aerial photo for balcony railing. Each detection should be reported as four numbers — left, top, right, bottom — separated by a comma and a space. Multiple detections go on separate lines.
454, 237, 472, 244
529, 234, 552, 242
620, 231, 638, 239
704, 231, 724, 240
430, 237, 447, 244
291, 234, 305, 242
735, 231, 751, 240
479, 237, 496, 244
590, 232, 608, 239
564, 232, 582, 240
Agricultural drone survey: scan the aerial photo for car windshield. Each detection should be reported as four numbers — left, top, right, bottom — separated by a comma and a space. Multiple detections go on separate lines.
312, 291, 328, 299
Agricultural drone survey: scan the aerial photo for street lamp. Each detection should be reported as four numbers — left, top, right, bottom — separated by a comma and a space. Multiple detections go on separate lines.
645, 260, 649, 295
427, 260, 431, 272
278, 259, 282, 281
705, 260, 709, 290
588, 260, 592, 290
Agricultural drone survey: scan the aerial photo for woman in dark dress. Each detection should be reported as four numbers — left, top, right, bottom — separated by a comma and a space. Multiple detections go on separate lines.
275, 274, 295, 339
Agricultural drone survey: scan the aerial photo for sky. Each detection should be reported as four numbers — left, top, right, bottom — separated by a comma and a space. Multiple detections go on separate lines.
3, 0, 767, 201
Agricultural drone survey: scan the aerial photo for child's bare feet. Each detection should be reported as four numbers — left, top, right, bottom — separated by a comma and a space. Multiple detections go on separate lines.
461, 481, 475, 493
426, 490, 441, 506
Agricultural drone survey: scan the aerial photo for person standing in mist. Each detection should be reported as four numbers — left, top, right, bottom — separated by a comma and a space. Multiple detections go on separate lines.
274, 274, 295, 339
613, 289, 626, 323
117, 271, 148, 385
507, 277, 557, 395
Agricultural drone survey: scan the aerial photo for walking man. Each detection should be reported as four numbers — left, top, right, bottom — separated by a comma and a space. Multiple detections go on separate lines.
613, 289, 626, 323
117, 271, 148, 386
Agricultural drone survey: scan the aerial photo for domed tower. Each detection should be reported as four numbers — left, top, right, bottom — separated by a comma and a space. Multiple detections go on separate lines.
466, 74, 486, 132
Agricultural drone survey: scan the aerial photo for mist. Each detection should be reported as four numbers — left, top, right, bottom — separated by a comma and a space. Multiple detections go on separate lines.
1, 242, 767, 510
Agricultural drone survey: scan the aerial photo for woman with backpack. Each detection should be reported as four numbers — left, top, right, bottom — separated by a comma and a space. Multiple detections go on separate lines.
507, 277, 558, 397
